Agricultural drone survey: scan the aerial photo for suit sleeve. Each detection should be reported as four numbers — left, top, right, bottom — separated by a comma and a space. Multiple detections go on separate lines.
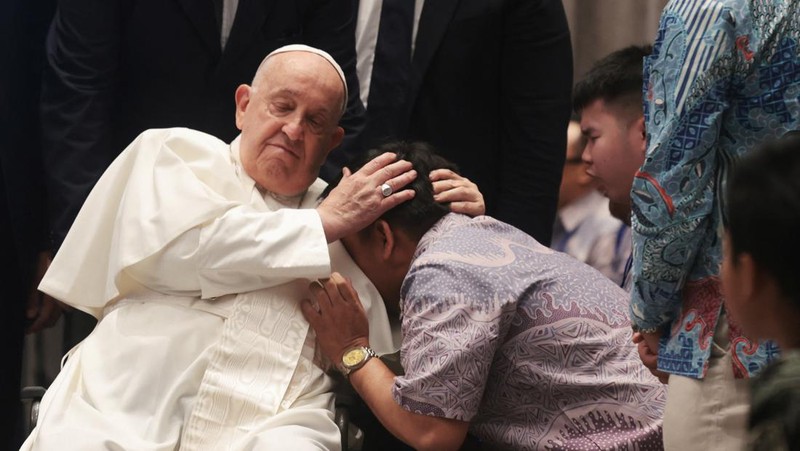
41, 0, 123, 253
303, 0, 367, 182
497, 0, 572, 245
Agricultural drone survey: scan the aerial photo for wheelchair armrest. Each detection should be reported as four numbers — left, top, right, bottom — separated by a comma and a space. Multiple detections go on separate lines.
20, 386, 47, 434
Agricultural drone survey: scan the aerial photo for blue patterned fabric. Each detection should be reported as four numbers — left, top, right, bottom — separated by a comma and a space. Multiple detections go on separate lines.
631, 0, 799, 379
394, 214, 666, 450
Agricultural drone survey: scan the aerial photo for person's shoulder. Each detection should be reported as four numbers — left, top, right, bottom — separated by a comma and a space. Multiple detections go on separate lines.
145, 127, 227, 146
749, 353, 800, 450
130, 127, 229, 158
421, 214, 536, 253
411, 214, 555, 280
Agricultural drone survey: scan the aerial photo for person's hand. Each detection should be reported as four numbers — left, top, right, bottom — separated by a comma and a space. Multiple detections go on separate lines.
632, 331, 669, 384
301, 272, 370, 364
26, 251, 68, 334
430, 169, 485, 217
317, 153, 417, 243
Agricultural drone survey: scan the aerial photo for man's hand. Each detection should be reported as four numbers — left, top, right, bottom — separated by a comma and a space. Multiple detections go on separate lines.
301, 272, 370, 364
430, 169, 485, 217
26, 251, 68, 334
632, 331, 669, 384
317, 153, 417, 243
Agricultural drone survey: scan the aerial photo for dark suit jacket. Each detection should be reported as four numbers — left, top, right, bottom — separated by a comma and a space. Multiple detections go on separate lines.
358, 0, 572, 244
42, 0, 365, 251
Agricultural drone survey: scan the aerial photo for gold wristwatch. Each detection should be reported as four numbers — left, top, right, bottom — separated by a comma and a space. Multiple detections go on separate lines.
339, 346, 376, 377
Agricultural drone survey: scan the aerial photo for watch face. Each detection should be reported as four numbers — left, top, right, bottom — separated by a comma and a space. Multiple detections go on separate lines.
343, 348, 367, 368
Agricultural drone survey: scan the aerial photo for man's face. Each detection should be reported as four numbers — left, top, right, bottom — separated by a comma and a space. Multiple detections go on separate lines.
340, 225, 414, 317
579, 99, 645, 209
235, 52, 345, 196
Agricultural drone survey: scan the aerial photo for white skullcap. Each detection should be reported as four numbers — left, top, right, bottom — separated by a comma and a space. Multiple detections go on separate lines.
261, 44, 348, 114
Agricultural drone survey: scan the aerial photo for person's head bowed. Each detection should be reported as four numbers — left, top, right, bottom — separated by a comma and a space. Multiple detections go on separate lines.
326, 141, 458, 305
235, 44, 347, 196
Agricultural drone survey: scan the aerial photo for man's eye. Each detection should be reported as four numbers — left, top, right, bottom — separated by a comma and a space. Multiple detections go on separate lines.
271, 103, 291, 114
306, 117, 324, 133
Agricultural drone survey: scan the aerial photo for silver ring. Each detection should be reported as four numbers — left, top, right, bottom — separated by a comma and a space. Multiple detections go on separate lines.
380, 183, 393, 197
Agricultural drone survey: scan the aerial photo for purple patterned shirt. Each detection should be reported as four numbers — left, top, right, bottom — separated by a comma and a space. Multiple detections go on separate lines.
393, 214, 666, 450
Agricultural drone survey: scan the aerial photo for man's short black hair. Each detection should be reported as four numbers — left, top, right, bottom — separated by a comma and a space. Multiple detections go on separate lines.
726, 130, 800, 307
573, 45, 652, 114
330, 141, 457, 240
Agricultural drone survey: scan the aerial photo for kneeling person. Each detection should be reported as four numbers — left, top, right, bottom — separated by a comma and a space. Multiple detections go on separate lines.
303, 142, 667, 450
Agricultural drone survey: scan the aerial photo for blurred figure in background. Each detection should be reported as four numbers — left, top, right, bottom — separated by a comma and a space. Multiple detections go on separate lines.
553, 117, 630, 285
722, 131, 800, 451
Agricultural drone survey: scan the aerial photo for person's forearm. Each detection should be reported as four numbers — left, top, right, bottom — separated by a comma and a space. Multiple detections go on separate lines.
349, 358, 469, 451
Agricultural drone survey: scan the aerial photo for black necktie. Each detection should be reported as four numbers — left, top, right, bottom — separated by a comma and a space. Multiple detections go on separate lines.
366, 0, 415, 144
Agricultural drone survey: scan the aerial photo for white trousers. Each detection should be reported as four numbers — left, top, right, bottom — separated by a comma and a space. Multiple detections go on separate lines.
663, 318, 750, 451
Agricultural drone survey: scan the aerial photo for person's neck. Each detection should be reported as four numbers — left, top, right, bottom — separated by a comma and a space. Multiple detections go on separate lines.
266, 189, 304, 206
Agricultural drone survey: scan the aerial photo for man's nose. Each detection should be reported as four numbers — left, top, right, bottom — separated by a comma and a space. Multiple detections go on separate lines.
581, 147, 592, 164
282, 117, 304, 141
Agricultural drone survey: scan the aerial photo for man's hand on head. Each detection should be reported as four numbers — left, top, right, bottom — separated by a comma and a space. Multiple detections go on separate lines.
317, 152, 417, 243
302, 272, 370, 364
430, 169, 485, 217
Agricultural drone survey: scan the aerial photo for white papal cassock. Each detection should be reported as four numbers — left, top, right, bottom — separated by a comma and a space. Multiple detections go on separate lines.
22, 128, 395, 451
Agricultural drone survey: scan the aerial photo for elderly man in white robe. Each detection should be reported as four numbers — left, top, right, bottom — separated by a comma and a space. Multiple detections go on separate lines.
22, 45, 482, 451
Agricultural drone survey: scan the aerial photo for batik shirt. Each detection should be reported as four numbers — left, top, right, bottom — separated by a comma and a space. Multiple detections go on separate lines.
394, 214, 666, 450
631, 0, 799, 378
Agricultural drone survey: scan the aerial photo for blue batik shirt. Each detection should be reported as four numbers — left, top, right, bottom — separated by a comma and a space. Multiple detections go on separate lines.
631, 0, 798, 379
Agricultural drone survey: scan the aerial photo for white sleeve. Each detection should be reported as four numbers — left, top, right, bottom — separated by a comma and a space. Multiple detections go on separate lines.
125, 205, 331, 299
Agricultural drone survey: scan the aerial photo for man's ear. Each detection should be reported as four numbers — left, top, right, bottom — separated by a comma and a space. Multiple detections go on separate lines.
374, 219, 396, 261
234, 84, 252, 130
633, 114, 646, 158
324, 126, 345, 159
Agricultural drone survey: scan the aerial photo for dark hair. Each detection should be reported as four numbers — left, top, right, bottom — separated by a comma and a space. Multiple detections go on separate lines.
329, 141, 457, 239
573, 45, 652, 114
726, 130, 800, 307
